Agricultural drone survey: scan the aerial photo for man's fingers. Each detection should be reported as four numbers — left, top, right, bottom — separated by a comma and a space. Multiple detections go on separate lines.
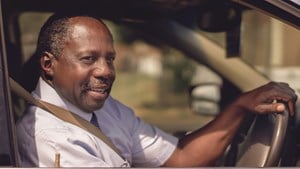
254, 103, 286, 114
276, 103, 286, 112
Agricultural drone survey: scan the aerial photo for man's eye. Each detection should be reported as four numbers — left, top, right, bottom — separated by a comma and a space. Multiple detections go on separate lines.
82, 56, 96, 63
107, 56, 115, 62
106, 54, 116, 63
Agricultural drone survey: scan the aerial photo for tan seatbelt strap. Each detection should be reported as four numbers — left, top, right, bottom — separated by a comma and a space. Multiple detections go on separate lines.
9, 77, 124, 160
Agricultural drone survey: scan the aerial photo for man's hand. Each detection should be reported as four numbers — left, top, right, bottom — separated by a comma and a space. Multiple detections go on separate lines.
164, 81, 297, 167
236, 82, 298, 116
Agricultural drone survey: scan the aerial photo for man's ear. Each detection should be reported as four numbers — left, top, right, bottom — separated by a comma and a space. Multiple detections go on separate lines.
40, 52, 56, 77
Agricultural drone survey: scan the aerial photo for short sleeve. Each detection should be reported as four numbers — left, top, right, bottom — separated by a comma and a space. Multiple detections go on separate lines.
130, 117, 178, 167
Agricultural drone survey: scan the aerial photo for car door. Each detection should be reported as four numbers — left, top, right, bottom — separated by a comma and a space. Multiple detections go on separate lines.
0, 0, 19, 167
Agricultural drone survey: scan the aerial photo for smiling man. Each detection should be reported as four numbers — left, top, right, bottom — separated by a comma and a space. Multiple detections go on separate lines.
16, 13, 297, 167
40, 16, 115, 112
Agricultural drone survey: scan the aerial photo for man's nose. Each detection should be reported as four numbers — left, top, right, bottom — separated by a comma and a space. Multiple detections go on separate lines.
93, 60, 113, 77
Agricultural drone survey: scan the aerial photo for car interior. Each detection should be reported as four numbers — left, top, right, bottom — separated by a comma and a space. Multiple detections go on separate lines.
0, 0, 299, 167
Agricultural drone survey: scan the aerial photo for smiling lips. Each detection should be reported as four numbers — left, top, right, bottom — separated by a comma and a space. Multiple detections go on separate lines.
84, 86, 109, 101
82, 79, 113, 98
89, 86, 109, 94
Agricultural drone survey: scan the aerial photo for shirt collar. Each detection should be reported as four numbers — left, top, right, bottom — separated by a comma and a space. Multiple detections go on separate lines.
32, 77, 92, 122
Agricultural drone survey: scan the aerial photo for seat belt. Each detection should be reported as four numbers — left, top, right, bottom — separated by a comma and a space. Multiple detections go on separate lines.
9, 77, 125, 161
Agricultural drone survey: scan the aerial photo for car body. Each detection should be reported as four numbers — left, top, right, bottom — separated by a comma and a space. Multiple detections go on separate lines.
0, 0, 299, 167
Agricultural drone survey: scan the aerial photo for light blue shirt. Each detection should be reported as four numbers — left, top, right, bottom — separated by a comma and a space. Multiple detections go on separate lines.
16, 78, 178, 167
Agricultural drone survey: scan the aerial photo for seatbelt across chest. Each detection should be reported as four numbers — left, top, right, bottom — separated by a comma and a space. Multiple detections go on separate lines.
9, 77, 125, 161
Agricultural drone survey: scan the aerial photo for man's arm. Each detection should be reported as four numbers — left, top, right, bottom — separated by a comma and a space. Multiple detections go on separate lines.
163, 82, 297, 167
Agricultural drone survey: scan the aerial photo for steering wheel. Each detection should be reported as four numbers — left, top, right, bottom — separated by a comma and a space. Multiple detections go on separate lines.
234, 109, 289, 167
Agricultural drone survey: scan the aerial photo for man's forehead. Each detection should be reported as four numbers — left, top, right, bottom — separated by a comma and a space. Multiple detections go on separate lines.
69, 16, 105, 27
67, 16, 113, 40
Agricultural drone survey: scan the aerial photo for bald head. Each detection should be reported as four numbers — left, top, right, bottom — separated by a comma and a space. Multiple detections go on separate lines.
36, 14, 113, 60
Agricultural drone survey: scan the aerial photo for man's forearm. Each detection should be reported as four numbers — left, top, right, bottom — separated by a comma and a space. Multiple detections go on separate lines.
163, 103, 246, 167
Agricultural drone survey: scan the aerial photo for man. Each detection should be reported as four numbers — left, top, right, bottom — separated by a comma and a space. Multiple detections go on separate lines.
16, 13, 297, 167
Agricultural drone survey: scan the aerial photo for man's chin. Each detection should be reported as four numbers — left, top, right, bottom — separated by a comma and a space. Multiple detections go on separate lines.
80, 94, 108, 112
82, 102, 105, 112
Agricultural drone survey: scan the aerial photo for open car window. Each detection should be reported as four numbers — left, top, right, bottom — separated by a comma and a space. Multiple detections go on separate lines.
17, 8, 300, 133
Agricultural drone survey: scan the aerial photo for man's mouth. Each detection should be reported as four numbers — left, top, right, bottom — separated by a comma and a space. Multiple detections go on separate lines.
82, 86, 110, 101
83, 84, 111, 96
82, 78, 113, 98
88, 87, 109, 94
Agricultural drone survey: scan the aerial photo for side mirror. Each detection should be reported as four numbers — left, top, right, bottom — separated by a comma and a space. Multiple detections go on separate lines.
189, 83, 221, 116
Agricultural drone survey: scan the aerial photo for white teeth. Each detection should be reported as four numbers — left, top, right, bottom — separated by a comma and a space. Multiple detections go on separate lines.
90, 88, 106, 93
